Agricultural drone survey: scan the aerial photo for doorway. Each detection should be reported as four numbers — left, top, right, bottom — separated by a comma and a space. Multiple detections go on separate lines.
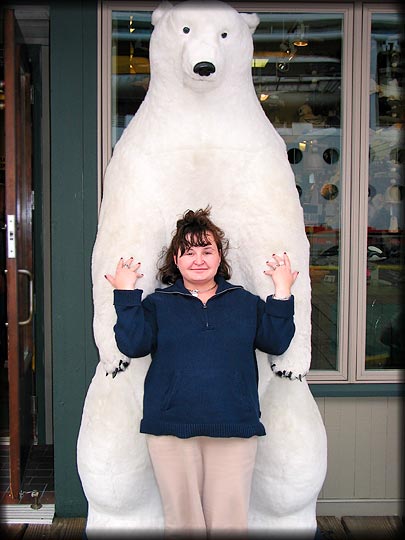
1, 6, 51, 502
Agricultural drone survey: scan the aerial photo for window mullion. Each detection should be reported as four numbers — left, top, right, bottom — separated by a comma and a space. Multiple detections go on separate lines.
339, 5, 355, 382
349, 2, 370, 383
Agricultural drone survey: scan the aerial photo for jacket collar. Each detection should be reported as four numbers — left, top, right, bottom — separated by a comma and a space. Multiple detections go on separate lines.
156, 276, 243, 296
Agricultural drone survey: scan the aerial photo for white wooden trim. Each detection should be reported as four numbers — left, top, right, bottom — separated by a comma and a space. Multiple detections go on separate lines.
337, 5, 353, 382
355, 4, 404, 383
0, 504, 55, 525
356, 5, 372, 382
101, 2, 113, 182
317, 499, 405, 517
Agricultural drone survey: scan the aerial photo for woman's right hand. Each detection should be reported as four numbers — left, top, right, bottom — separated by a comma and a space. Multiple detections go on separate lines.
105, 258, 143, 290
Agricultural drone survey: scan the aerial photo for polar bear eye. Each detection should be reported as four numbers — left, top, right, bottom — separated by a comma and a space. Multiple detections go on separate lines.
221, 32, 228, 39
183, 26, 190, 34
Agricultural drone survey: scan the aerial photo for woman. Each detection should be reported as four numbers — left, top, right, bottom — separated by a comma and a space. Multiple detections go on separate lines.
105, 207, 298, 538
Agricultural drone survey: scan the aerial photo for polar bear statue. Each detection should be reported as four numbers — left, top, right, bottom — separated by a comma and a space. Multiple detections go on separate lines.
77, 1, 327, 537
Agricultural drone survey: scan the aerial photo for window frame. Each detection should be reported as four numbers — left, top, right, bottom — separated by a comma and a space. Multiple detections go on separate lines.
99, 1, 404, 385
353, 3, 404, 383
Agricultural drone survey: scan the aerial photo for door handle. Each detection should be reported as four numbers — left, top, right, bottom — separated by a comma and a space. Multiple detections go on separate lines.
18, 269, 33, 326
4, 268, 34, 326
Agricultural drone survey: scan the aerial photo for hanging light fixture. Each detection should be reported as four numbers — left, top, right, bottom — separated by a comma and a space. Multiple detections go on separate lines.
293, 22, 308, 47
280, 41, 297, 61
129, 15, 135, 33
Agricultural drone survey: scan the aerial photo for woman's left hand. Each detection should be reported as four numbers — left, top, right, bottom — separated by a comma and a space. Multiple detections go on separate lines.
264, 252, 298, 298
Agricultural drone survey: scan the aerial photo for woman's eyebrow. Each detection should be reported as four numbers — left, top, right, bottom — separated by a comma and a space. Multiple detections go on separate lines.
188, 242, 213, 248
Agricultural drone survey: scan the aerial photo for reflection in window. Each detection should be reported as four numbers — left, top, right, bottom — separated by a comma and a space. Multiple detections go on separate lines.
110, 10, 344, 372
111, 11, 153, 148
252, 14, 344, 371
287, 147, 303, 164
366, 13, 404, 371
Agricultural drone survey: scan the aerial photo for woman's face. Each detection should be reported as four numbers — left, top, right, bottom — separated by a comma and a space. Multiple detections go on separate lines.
175, 232, 221, 288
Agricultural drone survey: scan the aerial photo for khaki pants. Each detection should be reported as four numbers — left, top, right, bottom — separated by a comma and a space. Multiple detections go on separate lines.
146, 435, 258, 538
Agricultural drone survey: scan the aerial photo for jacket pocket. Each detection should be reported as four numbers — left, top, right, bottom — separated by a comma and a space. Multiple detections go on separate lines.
235, 372, 261, 418
161, 374, 180, 411
161, 369, 257, 423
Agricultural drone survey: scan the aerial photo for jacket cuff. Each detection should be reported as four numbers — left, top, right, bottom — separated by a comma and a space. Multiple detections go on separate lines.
113, 288, 143, 306
265, 294, 294, 318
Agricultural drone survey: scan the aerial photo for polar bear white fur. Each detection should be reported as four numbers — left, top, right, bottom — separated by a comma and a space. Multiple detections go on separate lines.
77, 1, 327, 537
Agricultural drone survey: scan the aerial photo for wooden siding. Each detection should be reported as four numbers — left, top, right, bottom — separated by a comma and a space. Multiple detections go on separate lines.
50, 0, 99, 516
315, 397, 404, 510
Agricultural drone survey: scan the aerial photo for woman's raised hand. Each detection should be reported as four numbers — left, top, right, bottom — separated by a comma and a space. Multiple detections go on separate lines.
105, 258, 143, 290
264, 252, 298, 298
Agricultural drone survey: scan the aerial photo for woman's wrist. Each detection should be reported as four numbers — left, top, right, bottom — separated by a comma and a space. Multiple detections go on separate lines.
272, 291, 291, 300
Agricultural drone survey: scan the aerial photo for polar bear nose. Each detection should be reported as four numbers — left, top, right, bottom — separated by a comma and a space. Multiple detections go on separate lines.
193, 61, 216, 77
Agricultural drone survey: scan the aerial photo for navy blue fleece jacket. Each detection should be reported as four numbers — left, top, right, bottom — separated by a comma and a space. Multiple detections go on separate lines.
113, 277, 295, 439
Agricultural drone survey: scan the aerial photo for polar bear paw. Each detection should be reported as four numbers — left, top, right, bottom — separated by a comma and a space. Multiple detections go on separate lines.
109, 359, 130, 378
100, 354, 131, 377
270, 363, 308, 382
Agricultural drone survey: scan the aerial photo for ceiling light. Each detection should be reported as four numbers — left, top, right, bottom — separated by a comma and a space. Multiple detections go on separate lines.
293, 23, 308, 47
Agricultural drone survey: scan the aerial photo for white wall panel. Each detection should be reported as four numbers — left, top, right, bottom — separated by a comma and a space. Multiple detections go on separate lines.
322, 397, 357, 498
385, 397, 404, 499
313, 396, 403, 510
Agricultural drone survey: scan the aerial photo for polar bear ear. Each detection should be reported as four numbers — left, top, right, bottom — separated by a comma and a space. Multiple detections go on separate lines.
240, 12, 260, 34
151, 1, 173, 27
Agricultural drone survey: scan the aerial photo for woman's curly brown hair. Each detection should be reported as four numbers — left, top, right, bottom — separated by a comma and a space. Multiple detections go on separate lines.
157, 206, 232, 285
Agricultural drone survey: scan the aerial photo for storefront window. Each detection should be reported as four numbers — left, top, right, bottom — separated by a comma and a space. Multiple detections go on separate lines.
105, 3, 403, 382
111, 11, 153, 148
366, 13, 404, 371
251, 13, 344, 372
109, 9, 345, 374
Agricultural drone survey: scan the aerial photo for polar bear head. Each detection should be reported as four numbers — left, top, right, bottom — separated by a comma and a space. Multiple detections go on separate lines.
149, 0, 260, 94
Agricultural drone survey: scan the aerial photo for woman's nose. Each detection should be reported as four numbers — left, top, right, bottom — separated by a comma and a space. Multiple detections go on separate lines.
194, 253, 204, 265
